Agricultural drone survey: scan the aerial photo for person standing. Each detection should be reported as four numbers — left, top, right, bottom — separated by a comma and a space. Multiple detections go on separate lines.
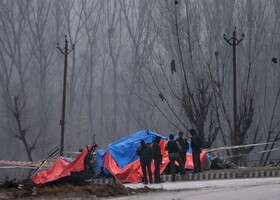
136, 139, 153, 184
176, 131, 189, 168
152, 136, 164, 183
190, 129, 203, 173
165, 134, 186, 182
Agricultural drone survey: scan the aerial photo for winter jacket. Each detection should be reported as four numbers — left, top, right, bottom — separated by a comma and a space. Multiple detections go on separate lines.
152, 142, 162, 161
176, 137, 189, 152
165, 139, 182, 157
191, 134, 203, 152
136, 143, 153, 165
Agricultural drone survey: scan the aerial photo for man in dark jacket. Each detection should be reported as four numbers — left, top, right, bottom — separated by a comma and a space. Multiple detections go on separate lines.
165, 134, 186, 181
176, 131, 189, 168
190, 129, 203, 173
152, 136, 164, 183
136, 139, 153, 184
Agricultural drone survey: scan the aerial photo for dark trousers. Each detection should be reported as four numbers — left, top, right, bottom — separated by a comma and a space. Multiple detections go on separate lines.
154, 158, 161, 182
141, 162, 153, 183
169, 154, 186, 181
192, 150, 201, 173
180, 152, 187, 168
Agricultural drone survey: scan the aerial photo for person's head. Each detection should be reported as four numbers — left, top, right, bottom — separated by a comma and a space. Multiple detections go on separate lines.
169, 134, 174, 140
190, 129, 197, 136
140, 139, 146, 147
155, 136, 161, 143
179, 131, 184, 137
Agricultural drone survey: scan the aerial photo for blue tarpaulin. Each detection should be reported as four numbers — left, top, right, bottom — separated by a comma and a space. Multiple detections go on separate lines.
95, 149, 107, 175
107, 130, 168, 168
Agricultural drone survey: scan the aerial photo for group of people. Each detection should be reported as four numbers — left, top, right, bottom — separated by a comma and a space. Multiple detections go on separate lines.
136, 128, 203, 184
136, 136, 164, 184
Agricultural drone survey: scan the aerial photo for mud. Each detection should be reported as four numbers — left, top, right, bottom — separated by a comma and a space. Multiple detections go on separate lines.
0, 179, 156, 199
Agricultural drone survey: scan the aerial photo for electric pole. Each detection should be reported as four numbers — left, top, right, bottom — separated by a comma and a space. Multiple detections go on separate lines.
223, 28, 244, 164
56, 35, 75, 156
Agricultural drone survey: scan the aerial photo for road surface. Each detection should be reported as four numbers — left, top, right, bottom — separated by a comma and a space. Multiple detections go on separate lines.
107, 177, 280, 200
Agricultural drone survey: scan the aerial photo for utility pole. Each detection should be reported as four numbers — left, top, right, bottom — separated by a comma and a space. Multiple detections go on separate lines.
223, 28, 244, 164
56, 35, 75, 156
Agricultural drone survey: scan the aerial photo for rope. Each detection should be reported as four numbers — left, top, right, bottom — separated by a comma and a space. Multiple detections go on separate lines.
0, 166, 49, 169
0, 160, 54, 167
216, 147, 280, 159
204, 141, 280, 153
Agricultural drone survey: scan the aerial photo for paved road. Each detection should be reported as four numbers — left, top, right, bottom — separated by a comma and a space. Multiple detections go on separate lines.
105, 177, 280, 200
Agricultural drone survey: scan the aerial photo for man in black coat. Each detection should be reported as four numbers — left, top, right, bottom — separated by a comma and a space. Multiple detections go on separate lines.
136, 139, 153, 184
165, 134, 186, 181
190, 129, 203, 173
176, 131, 189, 168
152, 136, 164, 183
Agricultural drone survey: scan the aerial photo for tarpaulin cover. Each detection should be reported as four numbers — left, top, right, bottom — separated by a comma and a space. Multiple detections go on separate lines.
102, 130, 207, 183
32, 146, 90, 184
32, 130, 207, 184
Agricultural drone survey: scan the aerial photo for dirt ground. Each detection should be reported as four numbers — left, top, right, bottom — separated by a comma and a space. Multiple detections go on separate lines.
0, 179, 157, 199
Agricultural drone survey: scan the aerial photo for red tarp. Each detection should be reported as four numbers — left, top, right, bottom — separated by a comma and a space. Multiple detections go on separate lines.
32, 148, 88, 184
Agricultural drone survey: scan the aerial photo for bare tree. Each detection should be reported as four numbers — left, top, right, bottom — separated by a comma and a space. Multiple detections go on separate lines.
81, 0, 103, 143
257, 0, 280, 166
104, 0, 123, 138
26, 0, 57, 155
0, 0, 39, 161
147, 0, 215, 144
119, 0, 156, 133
